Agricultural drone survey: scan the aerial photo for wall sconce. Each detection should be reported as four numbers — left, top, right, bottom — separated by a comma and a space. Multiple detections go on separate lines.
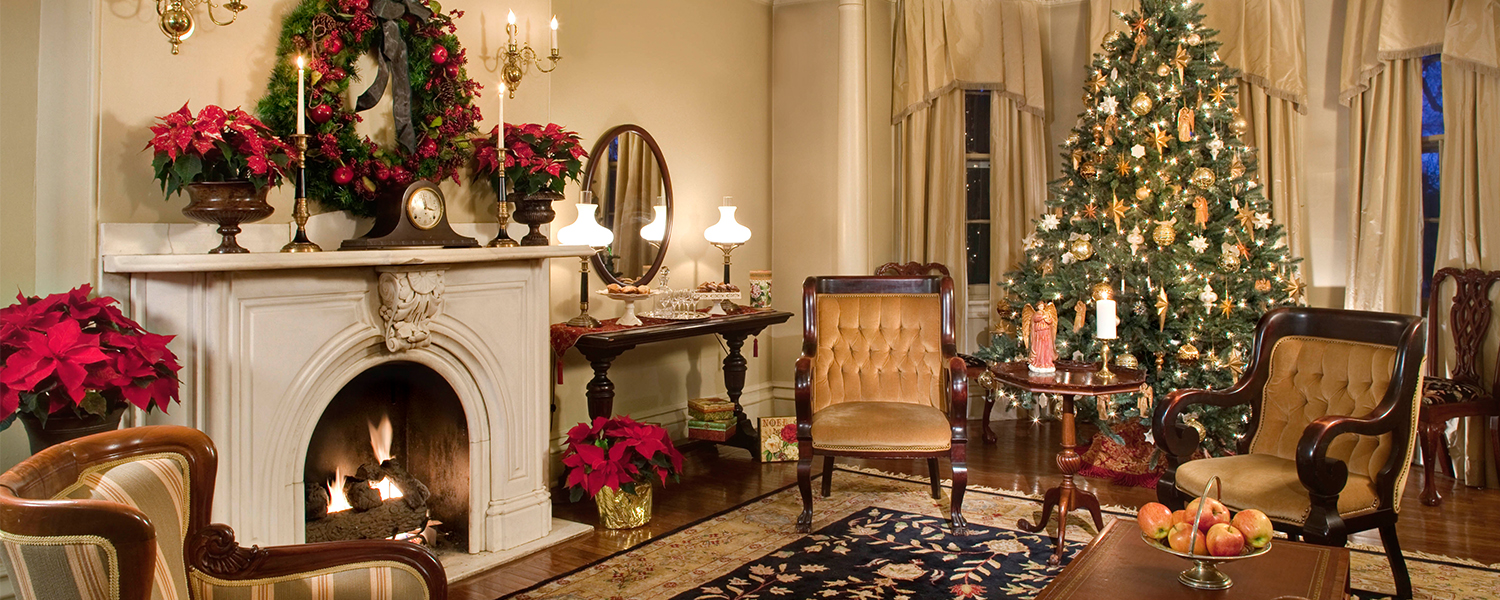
496, 10, 562, 98
158, 0, 246, 55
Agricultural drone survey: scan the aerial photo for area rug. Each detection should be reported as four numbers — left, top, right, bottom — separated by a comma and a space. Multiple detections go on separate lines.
502, 469, 1500, 600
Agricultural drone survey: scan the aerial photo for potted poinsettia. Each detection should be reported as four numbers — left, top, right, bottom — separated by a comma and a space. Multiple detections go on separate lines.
146, 103, 295, 253
561, 415, 684, 529
471, 123, 587, 246
0, 285, 182, 454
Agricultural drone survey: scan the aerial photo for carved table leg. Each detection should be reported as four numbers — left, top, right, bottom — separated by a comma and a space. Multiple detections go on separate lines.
582, 349, 624, 420
1016, 393, 1096, 565
982, 387, 998, 444
720, 332, 761, 460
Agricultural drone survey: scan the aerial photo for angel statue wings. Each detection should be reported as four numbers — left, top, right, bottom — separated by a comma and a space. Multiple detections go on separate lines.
1020, 301, 1059, 374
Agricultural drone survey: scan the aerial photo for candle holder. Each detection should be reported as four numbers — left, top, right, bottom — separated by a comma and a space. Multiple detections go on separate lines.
487, 175, 519, 248
491, 13, 561, 99
281, 134, 323, 253
1096, 342, 1116, 380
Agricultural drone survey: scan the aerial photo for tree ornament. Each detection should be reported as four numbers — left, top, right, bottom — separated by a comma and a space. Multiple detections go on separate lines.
1284, 273, 1307, 303
309, 103, 334, 124
1189, 167, 1216, 188
1088, 71, 1109, 93
1229, 110, 1250, 137
1230, 152, 1246, 179
1104, 114, 1120, 146
1100, 95, 1120, 115
1136, 383, 1154, 415
1149, 125, 1172, 154
1188, 235, 1209, 253
1199, 283, 1218, 312
1177, 343, 1201, 364
1071, 149, 1085, 170
1235, 206, 1258, 241
1117, 353, 1139, 369
1066, 131, 1081, 147
1255, 278, 1273, 293
1157, 64, 1172, 77
430, 44, 448, 64
1177, 107, 1195, 141
1114, 154, 1132, 177
1097, 395, 1113, 420
1084, 202, 1099, 219
1153, 218, 1178, 247
1193, 195, 1209, 227
1219, 296, 1234, 317
1128, 225, 1145, 255
1186, 32, 1202, 46
1135, 186, 1151, 201
1171, 46, 1191, 76
1209, 84, 1229, 104
1069, 236, 1095, 261
1206, 136, 1224, 159
1222, 348, 1246, 378
1134, 300, 1148, 316
1220, 252, 1242, 271
1080, 161, 1099, 180
1130, 92, 1154, 116
1074, 300, 1088, 330
1040, 258, 1055, 276
1104, 30, 1124, 47
1156, 288, 1170, 331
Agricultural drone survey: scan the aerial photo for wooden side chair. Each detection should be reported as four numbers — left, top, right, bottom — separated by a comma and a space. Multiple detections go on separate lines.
1418, 267, 1500, 506
0, 425, 447, 600
1154, 307, 1425, 599
795, 275, 969, 534
874, 261, 951, 277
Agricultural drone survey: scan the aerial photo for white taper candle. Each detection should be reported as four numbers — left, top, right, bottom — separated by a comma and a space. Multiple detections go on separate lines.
1097, 298, 1118, 340
296, 56, 306, 135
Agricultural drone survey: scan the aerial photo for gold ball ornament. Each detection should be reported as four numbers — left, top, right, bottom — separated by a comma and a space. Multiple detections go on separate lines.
1070, 238, 1096, 261
1135, 186, 1152, 201
1116, 353, 1139, 369
1091, 282, 1116, 301
1190, 167, 1216, 189
1177, 343, 1201, 363
1157, 64, 1172, 77
1080, 162, 1099, 180
1185, 32, 1202, 46
1104, 31, 1124, 46
1130, 93, 1154, 116
1230, 111, 1250, 137
1219, 252, 1242, 271
1153, 221, 1177, 247
1066, 131, 1081, 147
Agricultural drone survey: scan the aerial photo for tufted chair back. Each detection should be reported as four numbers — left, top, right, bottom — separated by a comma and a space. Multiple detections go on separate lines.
804, 276, 954, 414
1249, 337, 1400, 480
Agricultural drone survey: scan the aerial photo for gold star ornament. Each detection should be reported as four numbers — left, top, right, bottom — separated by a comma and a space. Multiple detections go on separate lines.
1156, 288, 1170, 331
1115, 154, 1132, 177
1235, 206, 1258, 241
1149, 124, 1172, 154
1088, 71, 1108, 94
1109, 194, 1129, 229
1219, 297, 1234, 317
1284, 273, 1307, 304
1084, 202, 1100, 219
1223, 348, 1246, 379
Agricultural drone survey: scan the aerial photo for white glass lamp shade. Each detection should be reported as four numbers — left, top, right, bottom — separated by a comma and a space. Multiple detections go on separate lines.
703, 206, 751, 245
640, 205, 667, 243
557, 204, 614, 248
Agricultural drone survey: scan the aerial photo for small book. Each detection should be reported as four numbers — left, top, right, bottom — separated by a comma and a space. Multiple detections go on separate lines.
687, 418, 736, 432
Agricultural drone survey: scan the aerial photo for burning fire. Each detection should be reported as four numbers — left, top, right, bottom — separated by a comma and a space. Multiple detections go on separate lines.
325, 415, 404, 513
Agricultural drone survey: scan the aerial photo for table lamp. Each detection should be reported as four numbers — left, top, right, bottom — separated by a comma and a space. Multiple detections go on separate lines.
704, 197, 751, 312
557, 192, 614, 327
640, 203, 667, 250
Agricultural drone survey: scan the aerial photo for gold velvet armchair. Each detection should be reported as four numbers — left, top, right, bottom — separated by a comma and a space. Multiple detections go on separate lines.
1154, 307, 1425, 599
794, 275, 969, 534
0, 425, 447, 600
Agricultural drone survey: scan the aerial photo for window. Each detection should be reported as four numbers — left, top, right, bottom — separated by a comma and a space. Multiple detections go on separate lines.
1420, 55, 1443, 305
964, 91, 991, 289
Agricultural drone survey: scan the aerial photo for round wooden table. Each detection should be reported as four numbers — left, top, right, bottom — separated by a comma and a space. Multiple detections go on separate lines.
989, 359, 1146, 565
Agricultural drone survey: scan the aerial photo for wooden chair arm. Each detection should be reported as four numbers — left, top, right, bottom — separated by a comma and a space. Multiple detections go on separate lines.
1294, 413, 1401, 498
189, 524, 447, 598
0, 495, 157, 600
794, 355, 814, 440
945, 355, 969, 439
1153, 388, 1255, 464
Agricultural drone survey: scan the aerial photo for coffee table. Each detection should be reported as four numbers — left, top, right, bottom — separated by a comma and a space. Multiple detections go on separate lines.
989, 359, 1146, 564
1036, 517, 1350, 600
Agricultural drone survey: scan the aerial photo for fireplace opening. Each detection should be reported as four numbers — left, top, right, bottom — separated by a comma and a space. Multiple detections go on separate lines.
302, 361, 469, 549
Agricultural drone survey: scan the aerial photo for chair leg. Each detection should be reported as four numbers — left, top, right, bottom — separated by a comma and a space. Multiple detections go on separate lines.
1379, 521, 1413, 599
797, 451, 813, 533
821, 456, 835, 498
950, 445, 968, 536
927, 458, 942, 499
1419, 421, 1444, 506
1491, 415, 1500, 483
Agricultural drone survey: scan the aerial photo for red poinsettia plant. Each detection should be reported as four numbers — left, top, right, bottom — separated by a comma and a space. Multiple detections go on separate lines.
472, 123, 587, 197
0, 285, 182, 429
146, 103, 295, 200
561, 415, 684, 502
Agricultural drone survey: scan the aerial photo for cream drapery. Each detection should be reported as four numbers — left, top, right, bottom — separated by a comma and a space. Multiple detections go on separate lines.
1437, 0, 1500, 488
894, 0, 1047, 344
1340, 0, 1444, 315
1089, 0, 1312, 276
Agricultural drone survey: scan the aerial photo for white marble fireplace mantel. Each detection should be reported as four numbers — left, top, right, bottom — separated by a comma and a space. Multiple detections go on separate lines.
102, 244, 591, 572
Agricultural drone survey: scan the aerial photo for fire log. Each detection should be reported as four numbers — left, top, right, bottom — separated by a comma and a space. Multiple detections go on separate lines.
305, 497, 428, 543
306, 483, 330, 521
380, 458, 431, 510
344, 469, 385, 512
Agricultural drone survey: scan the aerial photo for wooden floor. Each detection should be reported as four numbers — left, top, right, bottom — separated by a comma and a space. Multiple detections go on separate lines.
450, 419, 1500, 600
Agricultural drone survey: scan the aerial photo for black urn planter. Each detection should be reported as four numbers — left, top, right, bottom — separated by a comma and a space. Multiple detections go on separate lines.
183, 181, 275, 254
510, 190, 565, 246
19, 407, 126, 455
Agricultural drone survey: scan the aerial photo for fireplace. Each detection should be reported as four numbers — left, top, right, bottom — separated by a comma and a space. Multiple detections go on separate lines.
303, 362, 468, 548
101, 245, 595, 579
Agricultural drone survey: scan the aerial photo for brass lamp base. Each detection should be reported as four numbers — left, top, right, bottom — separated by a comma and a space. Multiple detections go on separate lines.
567, 313, 602, 328
1096, 343, 1117, 380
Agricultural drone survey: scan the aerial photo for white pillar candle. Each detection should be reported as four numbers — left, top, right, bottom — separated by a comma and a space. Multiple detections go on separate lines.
296, 56, 306, 135
550, 16, 558, 54
1097, 298, 1118, 339
506, 10, 516, 45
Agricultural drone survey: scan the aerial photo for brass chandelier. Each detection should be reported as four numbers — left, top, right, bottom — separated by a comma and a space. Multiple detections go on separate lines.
158, 0, 246, 55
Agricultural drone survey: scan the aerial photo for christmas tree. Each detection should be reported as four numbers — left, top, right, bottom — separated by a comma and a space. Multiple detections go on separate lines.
976, 0, 1304, 454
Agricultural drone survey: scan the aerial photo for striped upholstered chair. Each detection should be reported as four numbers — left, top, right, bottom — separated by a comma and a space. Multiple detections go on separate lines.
0, 425, 446, 600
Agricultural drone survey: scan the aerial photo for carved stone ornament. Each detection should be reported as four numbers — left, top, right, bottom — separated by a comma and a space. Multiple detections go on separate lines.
377, 267, 446, 352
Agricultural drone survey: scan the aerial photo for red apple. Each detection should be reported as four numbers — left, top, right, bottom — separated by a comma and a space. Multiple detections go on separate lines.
1186, 496, 1231, 532
1168, 522, 1208, 555
1232, 508, 1273, 549
1206, 522, 1246, 557
1170, 509, 1192, 527
309, 104, 334, 124
1138, 502, 1173, 540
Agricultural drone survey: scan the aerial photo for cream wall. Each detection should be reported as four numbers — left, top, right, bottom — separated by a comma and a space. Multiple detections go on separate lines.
1, 0, 40, 297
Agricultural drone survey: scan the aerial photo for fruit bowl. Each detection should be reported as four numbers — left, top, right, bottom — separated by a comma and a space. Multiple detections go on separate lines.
1137, 476, 1273, 590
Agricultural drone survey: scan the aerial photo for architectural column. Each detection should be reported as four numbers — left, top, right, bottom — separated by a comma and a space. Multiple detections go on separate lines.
836, 0, 869, 275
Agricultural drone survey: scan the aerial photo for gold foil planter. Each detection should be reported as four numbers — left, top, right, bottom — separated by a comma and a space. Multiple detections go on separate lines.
595, 483, 653, 529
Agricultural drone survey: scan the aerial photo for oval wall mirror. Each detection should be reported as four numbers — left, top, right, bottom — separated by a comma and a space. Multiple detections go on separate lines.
581, 124, 673, 287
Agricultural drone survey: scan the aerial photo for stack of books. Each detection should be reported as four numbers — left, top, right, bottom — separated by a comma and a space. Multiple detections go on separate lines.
687, 397, 737, 442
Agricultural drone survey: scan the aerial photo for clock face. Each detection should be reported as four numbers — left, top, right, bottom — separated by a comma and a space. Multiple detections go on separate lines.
406, 188, 444, 230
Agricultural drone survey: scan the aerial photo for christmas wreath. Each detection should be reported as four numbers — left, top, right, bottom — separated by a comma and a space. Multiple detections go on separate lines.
256, 0, 484, 217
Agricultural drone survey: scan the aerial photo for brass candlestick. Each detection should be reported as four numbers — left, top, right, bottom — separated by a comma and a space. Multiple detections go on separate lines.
1096, 342, 1117, 380
281, 134, 322, 253
487, 177, 519, 248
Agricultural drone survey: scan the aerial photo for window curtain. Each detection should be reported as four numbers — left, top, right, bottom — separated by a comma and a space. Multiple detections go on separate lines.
1089, 0, 1311, 279
586, 135, 662, 281
1339, 0, 1444, 315
1437, 0, 1500, 488
893, 0, 1047, 343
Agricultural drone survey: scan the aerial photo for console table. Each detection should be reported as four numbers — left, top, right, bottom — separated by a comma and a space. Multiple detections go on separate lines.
569, 309, 793, 459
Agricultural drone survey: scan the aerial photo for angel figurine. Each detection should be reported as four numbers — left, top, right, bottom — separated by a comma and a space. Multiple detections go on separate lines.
1020, 301, 1059, 374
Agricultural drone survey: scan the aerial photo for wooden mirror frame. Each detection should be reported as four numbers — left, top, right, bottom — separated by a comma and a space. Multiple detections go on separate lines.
580, 124, 674, 287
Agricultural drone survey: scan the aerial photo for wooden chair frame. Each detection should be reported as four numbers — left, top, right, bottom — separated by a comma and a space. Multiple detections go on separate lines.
1153, 307, 1425, 599
794, 276, 969, 534
0, 425, 447, 600
1418, 267, 1500, 506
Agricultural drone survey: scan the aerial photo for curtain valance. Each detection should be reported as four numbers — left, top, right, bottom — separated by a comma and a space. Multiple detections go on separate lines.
892, 0, 1046, 122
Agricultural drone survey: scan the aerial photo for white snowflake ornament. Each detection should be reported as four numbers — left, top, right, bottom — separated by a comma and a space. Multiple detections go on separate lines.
1023, 233, 1042, 250
1131, 144, 1146, 159
1099, 95, 1120, 115
1206, 137, 1225, 159
1229, 197, 1240, 210
1040, 214, 1061, 231
1188, 235, 1209, 253
1253, 212, 1271, 229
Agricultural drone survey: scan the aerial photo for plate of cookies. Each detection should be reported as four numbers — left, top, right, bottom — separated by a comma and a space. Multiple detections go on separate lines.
599, 283, 657, 300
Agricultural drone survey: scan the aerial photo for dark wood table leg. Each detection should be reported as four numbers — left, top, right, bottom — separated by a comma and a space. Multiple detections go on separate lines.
982, 387, 998, 444
719, 331, 761, 460
581, 348, 626, 420
1015, 393, 1100, 565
